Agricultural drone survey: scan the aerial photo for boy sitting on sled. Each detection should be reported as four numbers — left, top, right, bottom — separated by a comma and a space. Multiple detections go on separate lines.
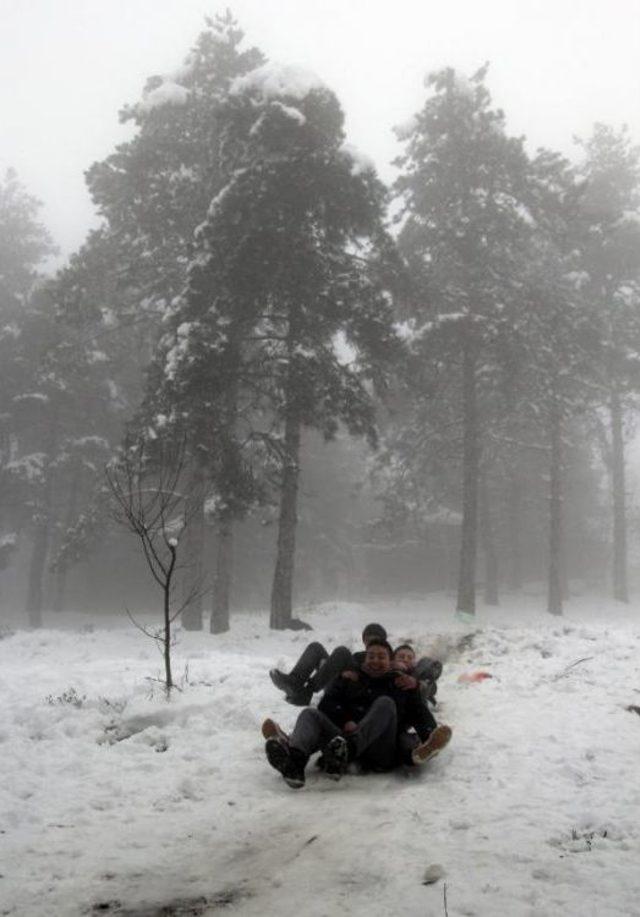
263, 639, 452, 789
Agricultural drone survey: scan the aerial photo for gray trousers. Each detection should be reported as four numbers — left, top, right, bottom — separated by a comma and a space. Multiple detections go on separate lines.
290, 642, 354, 692
290, 696, 399, 771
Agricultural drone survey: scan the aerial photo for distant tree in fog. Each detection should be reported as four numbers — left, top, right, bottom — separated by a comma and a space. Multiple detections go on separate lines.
160, 65, 400, 631
60, 13, 264, 630
393, 65, 532, 619
574, 125, 640, 603
0, 169, 57, 624
517, 149, 601, 615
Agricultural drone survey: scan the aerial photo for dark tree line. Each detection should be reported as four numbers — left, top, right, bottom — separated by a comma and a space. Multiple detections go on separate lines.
2, 16, 640, 630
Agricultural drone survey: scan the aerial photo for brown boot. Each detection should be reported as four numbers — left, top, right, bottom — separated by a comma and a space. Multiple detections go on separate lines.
261, 718, 289, 742
411, 725, 452, 765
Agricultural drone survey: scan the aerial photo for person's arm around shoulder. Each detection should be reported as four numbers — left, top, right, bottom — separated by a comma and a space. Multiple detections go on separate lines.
394, 671, 418, 691
318, 671, 356, 725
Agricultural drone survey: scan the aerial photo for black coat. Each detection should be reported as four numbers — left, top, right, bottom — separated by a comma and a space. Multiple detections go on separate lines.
318, 669, 437, 740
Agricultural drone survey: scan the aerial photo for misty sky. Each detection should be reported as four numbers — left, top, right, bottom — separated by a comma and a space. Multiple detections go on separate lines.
3, 0, 640, 266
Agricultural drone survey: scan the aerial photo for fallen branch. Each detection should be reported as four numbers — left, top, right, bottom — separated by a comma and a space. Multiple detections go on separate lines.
551, 657, 594, 682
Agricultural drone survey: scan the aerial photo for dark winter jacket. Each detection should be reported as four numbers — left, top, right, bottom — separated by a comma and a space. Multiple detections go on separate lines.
318, 669, 437, 740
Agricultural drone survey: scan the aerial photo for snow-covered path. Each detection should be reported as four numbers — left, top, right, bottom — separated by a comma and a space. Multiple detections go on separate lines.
1, 597, 640, 916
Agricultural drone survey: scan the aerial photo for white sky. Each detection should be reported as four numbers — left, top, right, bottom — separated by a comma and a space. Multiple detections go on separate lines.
2, 0, 640, 266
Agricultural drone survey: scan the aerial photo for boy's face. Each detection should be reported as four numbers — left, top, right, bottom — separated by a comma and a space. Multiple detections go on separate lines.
364, 644, 391, 676
394, 647, 416, 670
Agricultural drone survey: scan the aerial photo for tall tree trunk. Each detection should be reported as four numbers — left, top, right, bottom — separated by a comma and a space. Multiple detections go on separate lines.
480, 471, 499, 606
456, 335, 479, 617
182, 458, 205, 631
52, 463, 83, 613
209, 350, 241, 633
547, 386, 563, 615
25, 464, 55, 628
270, 407, 301, 629
211, 512, 233, 634
506, 466, 523, 591
610, 384, 628, 602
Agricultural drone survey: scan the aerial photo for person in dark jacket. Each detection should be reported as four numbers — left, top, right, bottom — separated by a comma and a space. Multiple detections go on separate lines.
268, 622, 387, 706
393, 643, 443, 705
263, 639, 452, 788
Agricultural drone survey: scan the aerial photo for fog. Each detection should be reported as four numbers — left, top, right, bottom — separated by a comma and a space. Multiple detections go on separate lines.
3, 0, 640, 262
2, 1, 640, 632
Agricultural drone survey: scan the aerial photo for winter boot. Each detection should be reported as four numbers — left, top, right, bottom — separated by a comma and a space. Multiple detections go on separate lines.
284, 685, 314, 706
261, 718, 289, 742
269, 669, 313, 706
323, 735, 350, 781
269, 668, 300, 694
411, 725, 452, 765
265, 737, 306, 789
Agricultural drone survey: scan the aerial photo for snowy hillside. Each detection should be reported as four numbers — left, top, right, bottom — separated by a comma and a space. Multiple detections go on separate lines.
1, 595, 640, 916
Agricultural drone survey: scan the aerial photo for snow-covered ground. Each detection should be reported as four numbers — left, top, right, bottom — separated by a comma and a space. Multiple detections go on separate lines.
2, 594, 640, 917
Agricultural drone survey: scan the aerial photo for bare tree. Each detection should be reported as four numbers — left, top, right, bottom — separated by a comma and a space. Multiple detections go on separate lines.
105, 437, 199, 694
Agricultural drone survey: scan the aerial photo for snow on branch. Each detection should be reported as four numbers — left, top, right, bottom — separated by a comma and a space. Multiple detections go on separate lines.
139, 81, 190, 113
231, 63, 325, 100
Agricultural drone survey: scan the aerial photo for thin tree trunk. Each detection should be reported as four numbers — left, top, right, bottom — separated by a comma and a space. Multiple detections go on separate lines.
209, 349, 241, 633
547, 386, 563, 615
182, 459, 205, 630
480, 471, 499, 605
270, 408, 301, 629
211, 512, 233, 634
164, 545, 177, 694
25, 425, 57, 627
610, 384, 628, 602
456, 335, 479, 617
506, 466, 523, 591
25, 478, 54, 628
52, 463, 83, 613
25, 520, 50, 628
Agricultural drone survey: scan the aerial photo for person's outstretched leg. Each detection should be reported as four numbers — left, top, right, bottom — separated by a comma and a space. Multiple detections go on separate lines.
308, 645, 354, 692
270, 642, 329, 705
290, 642, 329, 683
289, 707, 341, 758
350, 696, 398, 771
265, 706, 339, 790
411, 724, 452, 765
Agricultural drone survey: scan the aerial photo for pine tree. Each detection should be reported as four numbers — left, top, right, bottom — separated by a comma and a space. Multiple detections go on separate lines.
393, 66, 531, 618
574, 125, 640, 602
520, 148, 600, 615
162, 63, 400, 630
61, 13, 265, 629
0, 169, 57, 612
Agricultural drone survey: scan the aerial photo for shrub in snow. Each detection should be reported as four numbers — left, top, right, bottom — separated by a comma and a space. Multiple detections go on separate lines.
45, 687, 86, 708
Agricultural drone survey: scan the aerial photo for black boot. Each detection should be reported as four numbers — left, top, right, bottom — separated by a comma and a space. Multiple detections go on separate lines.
323, 735, 349, 781
269, 668, 301, 693
265, 738, 307, 789
269, 669, 313, 706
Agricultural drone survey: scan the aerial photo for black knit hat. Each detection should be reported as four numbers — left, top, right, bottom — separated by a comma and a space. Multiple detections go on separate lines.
362, 622, 387, 642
